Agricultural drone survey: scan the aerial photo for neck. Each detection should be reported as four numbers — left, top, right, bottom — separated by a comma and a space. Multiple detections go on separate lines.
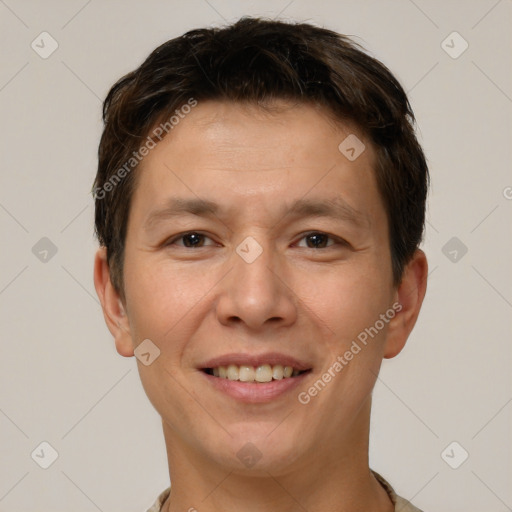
161, 398, 394, 512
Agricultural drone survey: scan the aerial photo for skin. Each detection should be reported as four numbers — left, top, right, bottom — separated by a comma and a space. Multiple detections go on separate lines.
94, 99, 428, 512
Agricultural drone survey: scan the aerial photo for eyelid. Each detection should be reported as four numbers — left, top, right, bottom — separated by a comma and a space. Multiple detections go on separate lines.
165, 231, 216, 247
164, 230, 348, 249
294, 231, 348, 248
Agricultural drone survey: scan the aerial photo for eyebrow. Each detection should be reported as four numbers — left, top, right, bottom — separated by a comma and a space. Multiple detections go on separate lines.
143, 196, 369, 232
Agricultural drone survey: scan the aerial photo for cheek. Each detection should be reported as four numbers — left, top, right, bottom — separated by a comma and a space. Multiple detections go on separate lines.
301, 262, 392, 344
305, 269, 391, 414
124, 253, 212, 336
123, 257, 212, 420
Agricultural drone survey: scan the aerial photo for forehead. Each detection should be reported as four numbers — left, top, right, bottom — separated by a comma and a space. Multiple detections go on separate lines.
152, 99, 370, 167
129, 99, 385, 233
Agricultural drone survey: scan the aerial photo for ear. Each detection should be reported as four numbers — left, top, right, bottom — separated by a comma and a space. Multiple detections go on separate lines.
384, 249, 428, 359
93, 247, 134, 357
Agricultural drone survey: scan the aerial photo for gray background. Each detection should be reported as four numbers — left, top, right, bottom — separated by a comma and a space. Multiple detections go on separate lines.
1, 0, 511, 511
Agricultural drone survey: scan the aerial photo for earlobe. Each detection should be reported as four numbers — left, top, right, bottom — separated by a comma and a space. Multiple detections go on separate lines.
383, 249, 428, 359
93, 247, 134, 357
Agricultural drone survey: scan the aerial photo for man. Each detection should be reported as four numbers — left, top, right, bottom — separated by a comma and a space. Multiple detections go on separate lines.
93, 16, 429, 512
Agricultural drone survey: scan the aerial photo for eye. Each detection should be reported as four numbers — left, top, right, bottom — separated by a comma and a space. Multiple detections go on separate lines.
295, 231, 347, 249
164, 231, 347, 250
165, 231, 216, 248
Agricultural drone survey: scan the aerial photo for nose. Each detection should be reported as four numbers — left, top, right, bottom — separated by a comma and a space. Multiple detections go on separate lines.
215, 239, 298, 331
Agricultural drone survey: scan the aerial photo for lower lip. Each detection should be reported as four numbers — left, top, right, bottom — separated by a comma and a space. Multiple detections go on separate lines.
200, 371, 311, 403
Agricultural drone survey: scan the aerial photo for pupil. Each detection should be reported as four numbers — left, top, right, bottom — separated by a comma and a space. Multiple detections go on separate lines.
308, 233, 326, 248
184, 233, 202, 247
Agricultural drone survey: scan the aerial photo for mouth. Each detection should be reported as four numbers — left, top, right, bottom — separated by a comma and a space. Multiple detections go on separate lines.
198, 353, 313, 402
199, 363, 313, 403
202, 364, 312, 383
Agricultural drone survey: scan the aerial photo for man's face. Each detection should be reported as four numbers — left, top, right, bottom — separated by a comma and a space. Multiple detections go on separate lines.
116, 100, 401, 473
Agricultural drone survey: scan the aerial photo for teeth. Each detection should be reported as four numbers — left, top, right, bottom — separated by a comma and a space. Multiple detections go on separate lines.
239, 365, 255, 382
272, 365, 284, 380
226, 364, 239, 380
255, 364, 272, 383
209, 364, 304, 382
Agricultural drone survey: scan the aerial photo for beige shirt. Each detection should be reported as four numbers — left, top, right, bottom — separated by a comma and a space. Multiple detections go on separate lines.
145, 470, 423, 511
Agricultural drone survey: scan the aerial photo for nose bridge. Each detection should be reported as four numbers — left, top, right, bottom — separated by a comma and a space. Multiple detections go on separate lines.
235, 235, 276, 296
215, 234, 296, 329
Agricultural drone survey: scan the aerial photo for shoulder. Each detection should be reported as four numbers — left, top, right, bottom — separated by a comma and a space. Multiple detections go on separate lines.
145, 487, 171, 512
372, 470, 424, 512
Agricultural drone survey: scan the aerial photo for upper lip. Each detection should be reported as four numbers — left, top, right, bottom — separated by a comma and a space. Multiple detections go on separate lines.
200, 352, 312, 371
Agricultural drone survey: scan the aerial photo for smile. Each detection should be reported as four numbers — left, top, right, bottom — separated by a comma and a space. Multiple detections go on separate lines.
202, 364, 309, 383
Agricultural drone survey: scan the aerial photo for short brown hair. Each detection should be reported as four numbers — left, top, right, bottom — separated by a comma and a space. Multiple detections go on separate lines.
93, 16, 429, 301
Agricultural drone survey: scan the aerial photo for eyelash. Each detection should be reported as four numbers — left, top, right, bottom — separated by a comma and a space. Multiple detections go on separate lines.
164, 231, 348, 250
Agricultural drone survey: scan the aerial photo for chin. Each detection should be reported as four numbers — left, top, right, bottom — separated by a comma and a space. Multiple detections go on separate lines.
205, 427, 305, 475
